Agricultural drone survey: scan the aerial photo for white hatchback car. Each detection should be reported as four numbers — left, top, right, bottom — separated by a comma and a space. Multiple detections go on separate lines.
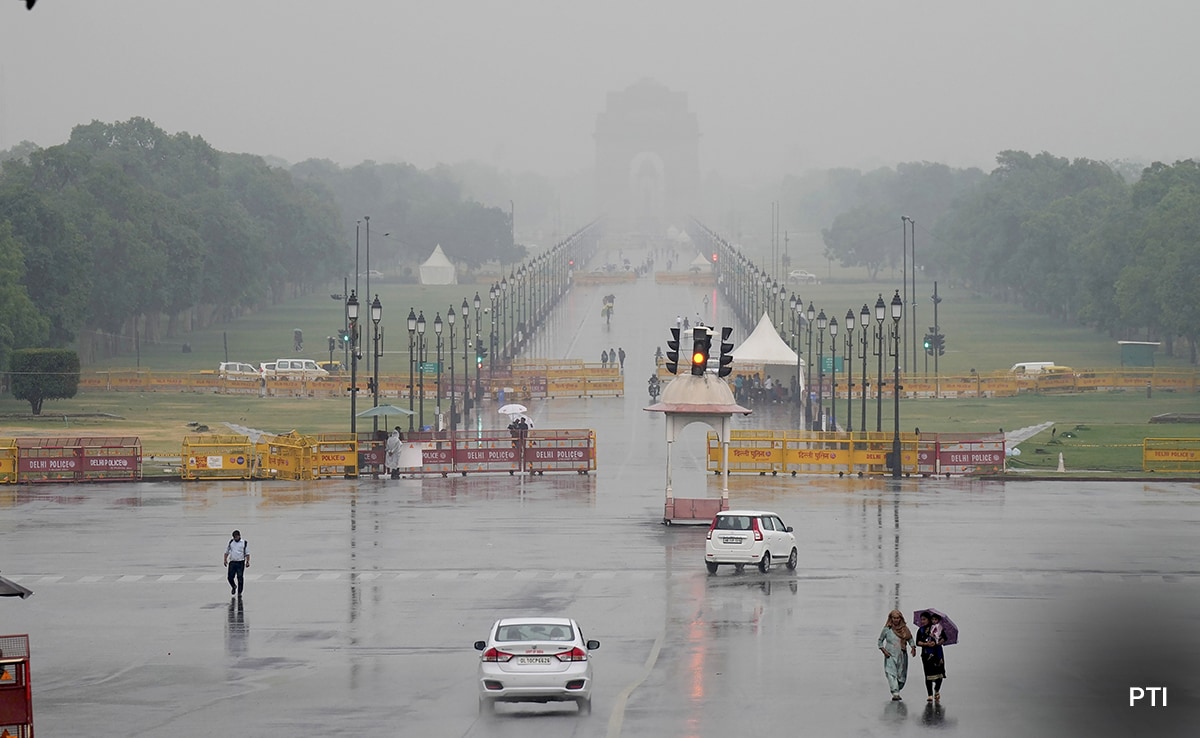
705, 510, 798, 574
474, 617, 600, 715
788, 269, 819, 284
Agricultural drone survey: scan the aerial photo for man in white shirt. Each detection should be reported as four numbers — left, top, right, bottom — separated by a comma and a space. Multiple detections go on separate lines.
223, 530, 250, 597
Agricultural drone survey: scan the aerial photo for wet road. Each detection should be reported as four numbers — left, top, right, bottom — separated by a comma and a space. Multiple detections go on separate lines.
3, 247, 1199, 736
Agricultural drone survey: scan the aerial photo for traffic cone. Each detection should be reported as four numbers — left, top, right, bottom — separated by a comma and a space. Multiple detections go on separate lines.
1057, 453, 1065, 473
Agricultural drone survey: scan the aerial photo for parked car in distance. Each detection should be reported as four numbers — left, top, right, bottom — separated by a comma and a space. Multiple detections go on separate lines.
217, 362, 261, 379
358, 269, 384, 278
317, 359, 343, 373
262, 359, 328, 380
474, 617, 600, 715
705, 510, 798, 574
787, 269, 818, 284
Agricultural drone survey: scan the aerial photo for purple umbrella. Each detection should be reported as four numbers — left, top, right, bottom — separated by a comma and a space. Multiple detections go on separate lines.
913, 608, 958, 645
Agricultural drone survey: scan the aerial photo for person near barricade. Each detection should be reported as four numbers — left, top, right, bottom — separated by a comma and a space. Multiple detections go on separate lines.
223, 530, 250, 597
385, 427, 402, 479
618, 347, 626, 371
601, 349, 609, 369
878, 609, 915, 701
655, 346, 664, 367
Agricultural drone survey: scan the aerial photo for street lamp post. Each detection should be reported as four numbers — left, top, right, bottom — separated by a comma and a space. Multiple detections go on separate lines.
448, 306, 457, 432
805, 302, 815, 430
434, 312, 444, 431
461, 298, 470, 417
406, 308, 417, 432
500, 277, 509, 361
347, 291, 360, 436
489, 283, 498, 374
815, 309, 827, 431
474, 291, 483, 411
890, 290, 904, 478
416, 311, 426, 431
370, 294, 382, 433
874, 294, 886, 432
789, 294, 800, 406
859, 304, 870, 434
828, 315, 839, 430
844, 308, 855, 433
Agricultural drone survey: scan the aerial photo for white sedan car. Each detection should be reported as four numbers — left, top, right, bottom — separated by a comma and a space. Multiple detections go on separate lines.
705, 510, 798, 573
788, 269, 819, 284
474, 617, 600, 715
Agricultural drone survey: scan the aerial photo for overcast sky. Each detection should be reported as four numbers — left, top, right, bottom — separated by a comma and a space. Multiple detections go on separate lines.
3, 1, 1199, 180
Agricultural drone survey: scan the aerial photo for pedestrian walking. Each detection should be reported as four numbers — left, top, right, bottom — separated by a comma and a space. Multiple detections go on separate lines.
223, 530, 250, 597
915, 611, 947, 701
385, 426, 402, 479
601, 349, 609, 368
618, 347, 626, 371
878, 609, 915, 700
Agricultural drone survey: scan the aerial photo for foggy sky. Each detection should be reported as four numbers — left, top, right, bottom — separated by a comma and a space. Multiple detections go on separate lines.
3, 1, 1199, 180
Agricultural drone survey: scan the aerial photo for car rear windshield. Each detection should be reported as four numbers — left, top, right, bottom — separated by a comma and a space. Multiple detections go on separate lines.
715, 515, 753, 530
497, 624, 574, 642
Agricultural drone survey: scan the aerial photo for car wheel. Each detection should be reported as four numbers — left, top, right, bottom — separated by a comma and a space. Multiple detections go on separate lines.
759, 551, 772, 573
478, 697, 493, 715
786, 548, 798, 571
706, 561, 718, 574
577, 697, 592, 715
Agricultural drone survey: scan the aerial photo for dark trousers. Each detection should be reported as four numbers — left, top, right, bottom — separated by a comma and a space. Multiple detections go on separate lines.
227, 560, 245, 594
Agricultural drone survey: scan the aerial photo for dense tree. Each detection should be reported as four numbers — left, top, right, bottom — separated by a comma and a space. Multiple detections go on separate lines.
9, 348, 79, 415
0, 222, 50, 372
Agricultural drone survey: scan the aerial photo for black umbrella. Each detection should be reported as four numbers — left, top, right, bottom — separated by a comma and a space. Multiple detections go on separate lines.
0, 572, 33, 599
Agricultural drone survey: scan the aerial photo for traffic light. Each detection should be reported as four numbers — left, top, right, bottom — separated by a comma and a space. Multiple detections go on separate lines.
691, 327, 711, 376
328, 336, 336, 352
475, 338, 488, 367
717, 326, 734, 378
339, 329, 350, 344
923, 332, 933, 356
666, 328, 680, 374
935, 333, 946, 356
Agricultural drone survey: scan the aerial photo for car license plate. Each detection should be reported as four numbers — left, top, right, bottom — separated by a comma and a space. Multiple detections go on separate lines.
519, 656, 552, 665
721, 536, 743, 544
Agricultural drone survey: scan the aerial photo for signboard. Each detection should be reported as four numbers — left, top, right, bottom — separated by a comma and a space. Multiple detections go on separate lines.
420, 362, 440, 373
821, 356, 844, 372
18, 455, 140, 473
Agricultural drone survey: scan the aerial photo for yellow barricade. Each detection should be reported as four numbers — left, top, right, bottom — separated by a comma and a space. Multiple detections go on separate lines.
181, 435, 254, 480
312, 433, 358, 479
0, 438, 16, 483
1143, 438, 1200, 473
707, 430, 918, 476
255, 431, 314, 480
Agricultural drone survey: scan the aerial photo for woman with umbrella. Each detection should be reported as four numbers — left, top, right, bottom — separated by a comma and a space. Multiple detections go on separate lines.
877, 610, 915, 700
916, 610, 948, 701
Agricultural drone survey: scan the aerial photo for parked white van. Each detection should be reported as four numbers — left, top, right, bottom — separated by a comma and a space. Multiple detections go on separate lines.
265, 359, 329, 380
1010, 362, 1072, 376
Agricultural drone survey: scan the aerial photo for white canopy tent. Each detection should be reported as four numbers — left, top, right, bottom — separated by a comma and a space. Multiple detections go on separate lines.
418, 244, 457, 285
689, 253, 712, 270
730, 313, 804, 388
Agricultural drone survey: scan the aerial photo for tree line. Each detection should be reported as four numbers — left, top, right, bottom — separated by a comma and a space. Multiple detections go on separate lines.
814, 152, 1200, 363
0, 117, 517, 369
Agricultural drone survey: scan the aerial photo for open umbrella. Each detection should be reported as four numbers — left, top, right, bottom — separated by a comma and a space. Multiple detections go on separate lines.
0, 572, 33, 599
356, 404, 415, 417
913, 608, 958, 645
498, 403, 528, 415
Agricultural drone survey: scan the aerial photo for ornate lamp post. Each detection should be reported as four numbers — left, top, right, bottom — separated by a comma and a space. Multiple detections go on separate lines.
416, 311, 426, 430
488, 283, 498, 374
447, 305, 457, 432
461, 297, 470, 417
844, 308, 855, 433
789, 294, 800, 405
890, 290, 904, 478
828, 315, 839, 430
500, 276, 509, 361
433, 312, 444, 430
370, 294, 382, 433
815, 309, 827, 431
406, 308, 417, 431
474, 291, 484, 410
874, 294, 886, 432
347, 291, 360, 435
859, 303, 870, 433
805, 302, 816, 430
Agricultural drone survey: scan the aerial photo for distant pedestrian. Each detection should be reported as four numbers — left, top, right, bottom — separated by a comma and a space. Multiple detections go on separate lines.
618, 347, 626, 370
878, 609, 915, 701
385, 426, 402, 479
224, 530, 250, 597
601, 350, 609, 368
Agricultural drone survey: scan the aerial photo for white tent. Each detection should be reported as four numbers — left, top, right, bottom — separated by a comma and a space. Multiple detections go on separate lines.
731, 313, 803, 380
418, 244, 457, 285
689, 253, 712, 269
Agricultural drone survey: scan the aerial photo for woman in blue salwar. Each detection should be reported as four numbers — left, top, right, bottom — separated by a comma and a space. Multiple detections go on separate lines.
878, 609, 915, 700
